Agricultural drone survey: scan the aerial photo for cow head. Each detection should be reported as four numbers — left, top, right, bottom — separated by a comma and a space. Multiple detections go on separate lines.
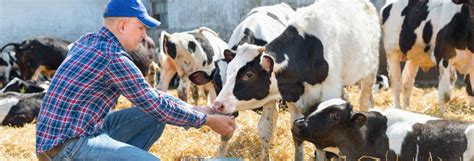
291, 98, 367, 149
213, 44, 279, 114
14, 39, 43, 80
158, 30, 209, 90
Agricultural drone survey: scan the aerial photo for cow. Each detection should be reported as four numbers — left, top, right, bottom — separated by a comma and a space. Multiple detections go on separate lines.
0, 92, 45, 127
381, 0, 474, 113
292, 99, 473, 161
212, 0, 381, 160
0, 77, 48, 93
129, 36, 160, 87
2, 37, 70, 81
187, 4, 295, 159
0, 48, 20, 86
158, 27, 227, 105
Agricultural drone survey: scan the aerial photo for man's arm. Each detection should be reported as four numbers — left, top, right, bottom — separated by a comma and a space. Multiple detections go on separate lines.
105, 53, 206, 128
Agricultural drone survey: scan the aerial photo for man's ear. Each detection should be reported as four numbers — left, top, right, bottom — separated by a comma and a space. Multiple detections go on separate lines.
350, 113, 367, 129
223, 49, 235, 62
260, 53, 274, 73
116, 19, 128, 34
188, 70, 212, 85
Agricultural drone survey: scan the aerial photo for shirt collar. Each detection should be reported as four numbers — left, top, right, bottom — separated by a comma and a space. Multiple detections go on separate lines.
98, 27, 133, 60
98, 26, 124, 51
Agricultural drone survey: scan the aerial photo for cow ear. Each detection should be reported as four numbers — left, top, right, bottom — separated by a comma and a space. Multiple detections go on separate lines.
223, 49, 235, 62
160, 31, 170, 51
350, 113, 367, 128
261, 54, 274, 73
188, 71, 212, 85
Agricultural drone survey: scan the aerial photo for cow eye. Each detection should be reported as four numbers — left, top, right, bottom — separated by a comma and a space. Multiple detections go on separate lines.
242, 71, 254, 81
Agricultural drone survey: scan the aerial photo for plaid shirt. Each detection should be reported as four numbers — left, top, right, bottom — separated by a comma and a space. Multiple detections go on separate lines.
35, 27, 207, 154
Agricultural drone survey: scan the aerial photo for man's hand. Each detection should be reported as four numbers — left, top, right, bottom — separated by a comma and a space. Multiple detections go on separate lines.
205, 114, 236, 136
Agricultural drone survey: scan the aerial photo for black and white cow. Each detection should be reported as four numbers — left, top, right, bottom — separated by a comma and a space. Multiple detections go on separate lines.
159, 27, 227, 104
213, 0, 381, 160
189, 3, 295, 94
0, 77, 48, 93
3, 37, 70, 81
0, 48, 20, 86
381, 0, 474, 113
292, 99, 474, 161
0, 92, 45, 127
188, 3, 295, 159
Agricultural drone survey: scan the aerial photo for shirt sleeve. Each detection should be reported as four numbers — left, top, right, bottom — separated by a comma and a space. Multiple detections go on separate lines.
104, 52, 207, 128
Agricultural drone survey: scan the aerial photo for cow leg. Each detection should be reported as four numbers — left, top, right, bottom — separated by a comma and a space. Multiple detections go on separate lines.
289, 103, 306, 161
191, 84, 200, 105
257, 100, 278, 161
158, 56, 177, 92
216, 133, 233, 157
387, 51, 402, 109
358, 73, 375, 111
466, 74, 474, 109
401, 60, 419, 109
177, 78, 190, 102
437, 61, 456, 114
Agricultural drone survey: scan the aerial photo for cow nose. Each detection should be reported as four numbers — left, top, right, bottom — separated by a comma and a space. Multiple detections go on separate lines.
293, 118, 307, 130
213, 101, 224, 113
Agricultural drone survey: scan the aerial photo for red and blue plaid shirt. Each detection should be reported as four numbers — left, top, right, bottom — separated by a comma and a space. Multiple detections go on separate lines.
35, 27, 207, 154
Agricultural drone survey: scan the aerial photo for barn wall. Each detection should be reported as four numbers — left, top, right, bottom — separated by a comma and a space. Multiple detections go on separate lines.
0, 0, 109, 46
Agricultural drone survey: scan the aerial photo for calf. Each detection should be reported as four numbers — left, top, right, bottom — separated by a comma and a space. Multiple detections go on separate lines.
188, 4, 295, 159
0, 47, 20, 86
292, 99, 392, 160
3, 37, 70, 81
158, 27, 227, 104
0, 92, 45, 127
213, 0, 380, 160
292, 99, 474, 161
381, 0, 474, 113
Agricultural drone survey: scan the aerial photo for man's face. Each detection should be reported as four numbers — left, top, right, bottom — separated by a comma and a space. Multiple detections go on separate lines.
121, 18, 147, 52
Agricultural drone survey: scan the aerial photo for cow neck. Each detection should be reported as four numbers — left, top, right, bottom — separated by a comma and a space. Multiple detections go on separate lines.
264, 25, 329, 102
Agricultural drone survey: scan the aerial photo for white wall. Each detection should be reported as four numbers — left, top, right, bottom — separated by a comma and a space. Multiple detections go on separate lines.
0, 0, 108, 46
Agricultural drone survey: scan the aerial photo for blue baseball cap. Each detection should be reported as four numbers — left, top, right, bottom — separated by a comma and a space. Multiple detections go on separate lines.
103, 0, 161, 28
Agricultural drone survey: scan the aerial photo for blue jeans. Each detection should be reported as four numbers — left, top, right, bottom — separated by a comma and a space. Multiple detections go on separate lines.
50, 107, 165, 161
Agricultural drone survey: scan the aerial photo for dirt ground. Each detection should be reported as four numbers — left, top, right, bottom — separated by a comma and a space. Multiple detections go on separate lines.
0, 86, 473, 160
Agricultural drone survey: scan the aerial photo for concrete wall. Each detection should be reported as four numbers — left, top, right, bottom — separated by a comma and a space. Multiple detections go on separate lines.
148, 0, 315, 42
0, 0, 109, 46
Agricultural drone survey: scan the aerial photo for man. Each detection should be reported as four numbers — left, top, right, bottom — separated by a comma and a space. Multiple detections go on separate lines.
35, 0, 236, 160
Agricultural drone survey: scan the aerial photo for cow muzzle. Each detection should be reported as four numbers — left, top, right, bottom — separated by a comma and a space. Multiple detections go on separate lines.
291, 118, 308, 133
212, 101, 225, 113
